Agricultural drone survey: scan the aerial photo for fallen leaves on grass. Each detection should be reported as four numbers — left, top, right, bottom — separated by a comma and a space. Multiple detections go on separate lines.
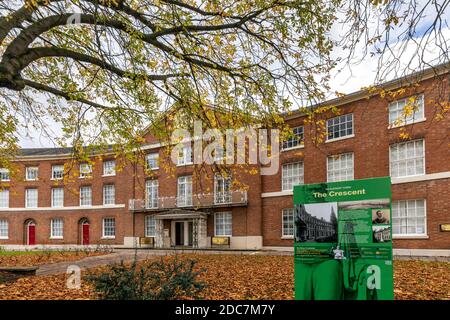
0, 255, 448, 300
0, 250, 109, 268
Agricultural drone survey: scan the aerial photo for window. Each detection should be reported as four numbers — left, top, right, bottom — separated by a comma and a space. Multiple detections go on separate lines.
103, 184, 115, 205
80, 186, 92, 206
282, 126, 304, 150
103, 160, 116, 176
0, 189, 9, 208
0, 220, 8, 239
145, 180, 159, 208
26, 167, 39, 181
214, 174, 232, 204
390, 139, 425, 178
177, 145, 192, 166
25, 189, 38, 208
392, 199, 426, 236
0, 168, 10, 181
145, 215, 156, 237
51, 188, 64, 207
102, 218, 115, 238
50, 218, 63, 239
326, 113, 353, 141
79, 163, 92, 178
282, 162, 304, 191
52, 165, 64, 180
389, 95, 425, 127
282, 209, 294, 238
327, 153, 354, 182
215, 212, 232, 236
177, 176, 192, 207
146, 153, 159, 170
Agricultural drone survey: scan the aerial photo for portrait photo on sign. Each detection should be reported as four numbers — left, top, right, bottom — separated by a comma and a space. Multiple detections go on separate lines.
294, 202, 338, 243
372, 209, 390, 225
372, 225, 392, 243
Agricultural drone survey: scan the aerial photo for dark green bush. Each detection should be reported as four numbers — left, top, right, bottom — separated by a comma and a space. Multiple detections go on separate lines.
87, 256, 206, 300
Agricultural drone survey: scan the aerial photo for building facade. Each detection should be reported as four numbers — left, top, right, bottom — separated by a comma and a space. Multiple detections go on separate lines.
0, 66, 449, 250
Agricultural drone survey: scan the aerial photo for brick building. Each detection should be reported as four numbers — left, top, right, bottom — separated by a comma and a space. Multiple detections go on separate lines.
0, 65, 449, 251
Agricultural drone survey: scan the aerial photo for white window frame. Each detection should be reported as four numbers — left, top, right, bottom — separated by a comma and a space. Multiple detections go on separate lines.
145, 179, 159, 209
50, 218, 64, 239
25, 167, 39, 181
282, 208, 294, 238
145, 215, 157, 237
388, 94, 425, 127
79, 186, 92, 206
327, 152, 354, 182
177, 175, 192, 207
51, 188, 64, 208
389, 139, 425, 178
282, 126, 304, 150
25, 188, 38, 208
79, 163, 92, 178
214, 174, 232, 204
281, 162, 304, 191
103, 184, 115, 205
145, 153, 159, 170
102, 217, 116, 239
392, 199, 427, 237
326, 113, 354, 141
0, 219, 8, 239
103, 160, 116, 176
0, 168, 10, 181
0, 189, 9, 208
214, 212, 232, 237
51, 165, 64, 180
177, 145, 193, 166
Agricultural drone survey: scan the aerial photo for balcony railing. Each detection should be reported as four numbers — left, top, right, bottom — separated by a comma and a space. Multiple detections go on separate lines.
129, 190, 248, 211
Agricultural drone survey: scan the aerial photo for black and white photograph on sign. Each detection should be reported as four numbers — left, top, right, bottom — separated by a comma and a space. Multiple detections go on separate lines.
372, 225, 392, 243
337, 198, 390, 210
372, 209, 390, 225
294, 203, 338, 243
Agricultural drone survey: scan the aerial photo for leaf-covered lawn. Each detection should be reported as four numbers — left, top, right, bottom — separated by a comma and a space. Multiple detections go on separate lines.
0, 254, 448, 300
0, 250, 110, 267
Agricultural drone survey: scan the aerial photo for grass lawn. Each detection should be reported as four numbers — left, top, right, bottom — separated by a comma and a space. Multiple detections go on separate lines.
0, 254, 448, 300
0, 250, 50, 256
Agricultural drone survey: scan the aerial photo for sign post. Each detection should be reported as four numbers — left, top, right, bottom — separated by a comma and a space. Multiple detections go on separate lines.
293, 177, 393, 300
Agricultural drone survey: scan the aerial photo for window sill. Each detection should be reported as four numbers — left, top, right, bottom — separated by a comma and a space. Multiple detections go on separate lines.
50, 178, 63, 181
0, 237, 8, 240
102, 174, 116, 177
101, 236, 116, 240
79, 176, 93, 179
281, 145, 304, 152
388, 118, 426, 129
50, 237, 63, 240
25, 179, 39, 182
281, 236, 294, 240
103, 203, 116, 207
393, 235, 429, 240
325, 134, 355, 143
176, 163, 193, 167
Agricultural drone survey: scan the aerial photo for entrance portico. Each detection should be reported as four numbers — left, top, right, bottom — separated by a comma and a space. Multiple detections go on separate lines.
153, 209, 208, 248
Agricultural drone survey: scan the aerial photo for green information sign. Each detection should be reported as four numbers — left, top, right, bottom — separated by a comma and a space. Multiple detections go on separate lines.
293, 177, 393, 300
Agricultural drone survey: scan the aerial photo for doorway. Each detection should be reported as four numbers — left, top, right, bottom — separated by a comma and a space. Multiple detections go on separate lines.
25, 220, 36, 245
80, 218, 90, 245
175, 221, 184, 246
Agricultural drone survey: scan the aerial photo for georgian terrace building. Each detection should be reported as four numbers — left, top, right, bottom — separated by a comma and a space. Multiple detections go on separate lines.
0, 64, 449, 251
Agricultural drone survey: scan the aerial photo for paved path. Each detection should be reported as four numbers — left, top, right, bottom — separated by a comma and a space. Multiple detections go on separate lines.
36, 249, 292, 276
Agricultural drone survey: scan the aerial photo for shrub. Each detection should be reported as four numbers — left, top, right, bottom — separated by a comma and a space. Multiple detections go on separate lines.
87, 256, 206, 300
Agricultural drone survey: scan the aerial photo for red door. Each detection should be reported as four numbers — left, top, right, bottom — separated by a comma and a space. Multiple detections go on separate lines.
82, 223, 89, 245
28, 224, 36, 245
